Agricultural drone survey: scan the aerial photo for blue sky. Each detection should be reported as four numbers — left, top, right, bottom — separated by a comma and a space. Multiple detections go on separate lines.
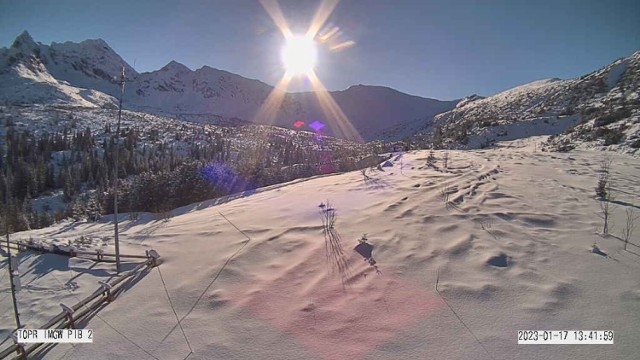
1, 0, 638, 100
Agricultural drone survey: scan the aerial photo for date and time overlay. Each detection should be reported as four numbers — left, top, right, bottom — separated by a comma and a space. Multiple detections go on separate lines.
15, 329, 614, 345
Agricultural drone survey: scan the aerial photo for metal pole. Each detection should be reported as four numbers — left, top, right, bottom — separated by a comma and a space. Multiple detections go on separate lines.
3, 154, 22, 330
6, 238, 22, 331
114, 66, 125, 274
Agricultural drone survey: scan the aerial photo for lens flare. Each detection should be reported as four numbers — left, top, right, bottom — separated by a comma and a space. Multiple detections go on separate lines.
309, 120, 326, 132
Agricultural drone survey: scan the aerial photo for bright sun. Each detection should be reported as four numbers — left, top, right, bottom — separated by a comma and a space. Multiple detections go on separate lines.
281, 35, 317, 76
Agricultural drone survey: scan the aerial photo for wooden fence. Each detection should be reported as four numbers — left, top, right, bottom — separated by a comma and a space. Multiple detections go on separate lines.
0, 248, 160, 359
1, 239, 148, 263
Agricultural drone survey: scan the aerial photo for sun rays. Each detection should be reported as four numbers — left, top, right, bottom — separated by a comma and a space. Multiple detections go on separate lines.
305, 0, 340, 40
252, 71, 292, 125
256, 0, 362, 142
258, 0, 293, 40
306, 70, 362, 141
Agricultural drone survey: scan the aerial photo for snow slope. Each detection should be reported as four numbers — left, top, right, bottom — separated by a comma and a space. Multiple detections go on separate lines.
430, 50, 640, 152
2, 144, 639, 360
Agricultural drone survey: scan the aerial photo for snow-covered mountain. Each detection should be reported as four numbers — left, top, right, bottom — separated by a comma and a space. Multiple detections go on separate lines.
428, 50, 640, 153
0, 31, 123, 108
0, 31, 458, 141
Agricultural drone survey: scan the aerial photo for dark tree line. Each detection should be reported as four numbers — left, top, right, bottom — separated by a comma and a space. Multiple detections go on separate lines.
1, 117, 384, 234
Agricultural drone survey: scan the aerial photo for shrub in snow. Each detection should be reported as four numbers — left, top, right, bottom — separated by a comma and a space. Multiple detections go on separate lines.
426, 150, 437, 168
595, 156, 615, 235
603, 127, 625, 145
622, 208, 638, 251
593, 108, 631, 127
360, 168, 371, 181
440, 185, 450, 205
595, 156, 611, 200
555, 138, 575, 152
319, 200, 350, 286
358, 233, 368, 244
595, 176, 608, 200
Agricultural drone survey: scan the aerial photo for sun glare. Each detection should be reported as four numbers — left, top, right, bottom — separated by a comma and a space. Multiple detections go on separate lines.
258, 0, 361, 140
281, 35, 317, 76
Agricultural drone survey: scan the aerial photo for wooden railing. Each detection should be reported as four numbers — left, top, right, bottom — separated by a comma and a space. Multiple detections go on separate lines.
0, 249, 160, 359
1, 239, 148, 263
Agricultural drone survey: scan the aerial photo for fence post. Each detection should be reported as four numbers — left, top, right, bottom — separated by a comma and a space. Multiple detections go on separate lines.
146, 249, 161, 267
10, 330, 26, 359
99, 281, 113, 302
60, 304, 75, 328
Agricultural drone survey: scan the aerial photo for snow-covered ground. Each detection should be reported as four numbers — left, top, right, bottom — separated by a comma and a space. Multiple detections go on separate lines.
1, 143, 640, 359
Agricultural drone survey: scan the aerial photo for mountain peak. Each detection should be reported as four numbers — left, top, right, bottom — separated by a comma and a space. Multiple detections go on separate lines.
79, 38, 110, 49
161, 60, 191, 72
455, 94, 485, 108
346, 84, 385, 91
11, 30, 38, 50
196, 65, 218, 72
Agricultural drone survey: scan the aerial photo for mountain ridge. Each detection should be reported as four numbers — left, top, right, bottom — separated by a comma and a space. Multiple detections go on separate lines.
422, 50, 640, 153
1, 31, 638, 148
0, 31, 457, 141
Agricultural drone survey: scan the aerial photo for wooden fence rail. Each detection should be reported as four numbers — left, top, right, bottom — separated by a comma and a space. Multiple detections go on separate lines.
0, 250, 160, 359
1, 239, 148, 263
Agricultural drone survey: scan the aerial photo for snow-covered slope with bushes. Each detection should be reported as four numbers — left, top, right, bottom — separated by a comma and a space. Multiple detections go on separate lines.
2, 145, 639, 359
429, 51, 640, 153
